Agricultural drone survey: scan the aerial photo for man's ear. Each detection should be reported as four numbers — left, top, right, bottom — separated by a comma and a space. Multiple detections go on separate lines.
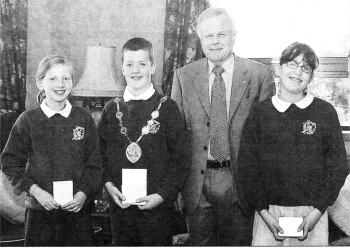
231, 30, 237, 47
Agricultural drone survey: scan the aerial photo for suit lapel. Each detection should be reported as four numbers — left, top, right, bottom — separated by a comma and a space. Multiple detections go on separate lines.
192, 59, 210, 117
229, 55, 249, 122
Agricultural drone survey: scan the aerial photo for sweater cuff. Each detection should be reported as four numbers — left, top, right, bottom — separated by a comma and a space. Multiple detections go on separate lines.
256, 203, 269, 213
77, 184, 91, 197
156, 187, 172, 202
314, 203, 328, 214
102, 172, 112, 187
21, 177, 37, 194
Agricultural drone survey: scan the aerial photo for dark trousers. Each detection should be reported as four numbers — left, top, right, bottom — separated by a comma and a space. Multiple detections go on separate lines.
24, 204, 94, 246
109, 203, 173, 246
186, 167, 254, 246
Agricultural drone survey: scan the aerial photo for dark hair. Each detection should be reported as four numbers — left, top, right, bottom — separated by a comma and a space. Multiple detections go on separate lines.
122, 37, 154, 64
36, 55, 75, 104
279, 42, 319, 72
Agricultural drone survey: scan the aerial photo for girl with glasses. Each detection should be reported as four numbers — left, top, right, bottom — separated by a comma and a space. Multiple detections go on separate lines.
238, 42, 348, 246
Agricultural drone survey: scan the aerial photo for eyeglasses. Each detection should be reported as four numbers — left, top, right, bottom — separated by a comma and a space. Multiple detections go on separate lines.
286, 61, 313, 74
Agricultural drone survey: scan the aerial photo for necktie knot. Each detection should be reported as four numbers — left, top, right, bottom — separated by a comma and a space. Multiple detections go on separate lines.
212, 66, 225, 77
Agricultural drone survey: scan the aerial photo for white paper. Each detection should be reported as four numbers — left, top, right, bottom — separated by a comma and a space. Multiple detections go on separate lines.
122, 169, 147, 205
278, 217, 303, 237
122, 184, 147, 205
53, 180, 73, 205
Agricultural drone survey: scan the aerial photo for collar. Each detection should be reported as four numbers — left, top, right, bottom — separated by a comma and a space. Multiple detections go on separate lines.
123, 84, 155, 102
40, 99, 72, 118
208, 53, 234, 76
272, 93, 314, 112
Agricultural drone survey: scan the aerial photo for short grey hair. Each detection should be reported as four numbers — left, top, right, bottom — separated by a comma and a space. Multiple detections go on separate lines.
196, 7, 236, 37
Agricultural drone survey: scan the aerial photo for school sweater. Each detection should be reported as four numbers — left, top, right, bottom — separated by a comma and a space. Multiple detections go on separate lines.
238, 95, 348, 214
99, 91, 190, 204
1, 106, 103, 197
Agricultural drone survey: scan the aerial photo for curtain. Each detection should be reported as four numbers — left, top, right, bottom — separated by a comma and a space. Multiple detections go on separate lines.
162, 0, 208, 96
0, 0, 27, 113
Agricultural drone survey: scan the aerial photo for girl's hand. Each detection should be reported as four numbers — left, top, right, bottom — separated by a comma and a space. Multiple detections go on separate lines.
137, 193, 164, 210
297, 208, 322, 241
259, 209, 286, 241
32, 187, 60, 211
105, 182, 130, 209
61, 191, 87, 212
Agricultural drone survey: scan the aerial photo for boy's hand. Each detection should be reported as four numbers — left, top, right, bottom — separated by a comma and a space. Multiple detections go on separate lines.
297, 208, 322, 241
137, 193, 164, 210
61, 191, 87, 212
105, 182, 130, 209
259, 209, 286, 241
32, 187, 60, 211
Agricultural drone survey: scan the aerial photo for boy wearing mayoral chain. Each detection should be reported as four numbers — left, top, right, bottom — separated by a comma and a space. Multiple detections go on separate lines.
99, 37, 189, 246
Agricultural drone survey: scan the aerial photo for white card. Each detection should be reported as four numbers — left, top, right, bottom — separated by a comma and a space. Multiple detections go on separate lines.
53, 180, 73, 205
122, 169, 147, 186
122, 184, 147, 205
122, 169, 147, 205
278, 217, 303, 237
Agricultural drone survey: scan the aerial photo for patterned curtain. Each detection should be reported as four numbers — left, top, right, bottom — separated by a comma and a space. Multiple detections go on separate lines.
162, 0, 208, 96
0, 0, 28, 113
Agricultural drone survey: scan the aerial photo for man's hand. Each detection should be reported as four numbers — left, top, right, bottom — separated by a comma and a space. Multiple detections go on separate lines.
32, 186, 60, 211
297, 208, 322, 241
137, 193, 164, 210
105, 182, 130, 209
61, 191, 87, 212
259, 209, 286, 241
174, 192, 184, 215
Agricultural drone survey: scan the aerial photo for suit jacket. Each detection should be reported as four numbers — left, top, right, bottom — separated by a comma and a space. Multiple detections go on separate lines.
171, 54, 275, 216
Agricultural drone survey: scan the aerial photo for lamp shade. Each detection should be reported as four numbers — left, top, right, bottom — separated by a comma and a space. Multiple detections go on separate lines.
73, 45, 119, 97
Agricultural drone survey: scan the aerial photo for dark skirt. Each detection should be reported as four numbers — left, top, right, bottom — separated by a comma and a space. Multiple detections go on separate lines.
24, 203, 94, 246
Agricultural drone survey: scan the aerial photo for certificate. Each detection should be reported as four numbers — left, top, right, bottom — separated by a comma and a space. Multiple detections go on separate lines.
278, 217, 303, 237
122, 169, 147, 205
53, 180, 73, 205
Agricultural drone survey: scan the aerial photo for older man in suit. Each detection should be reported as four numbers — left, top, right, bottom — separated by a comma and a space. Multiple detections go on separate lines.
171, 7, 275, 246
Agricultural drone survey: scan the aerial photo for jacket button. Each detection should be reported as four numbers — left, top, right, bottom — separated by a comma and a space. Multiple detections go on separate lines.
201, 170, 205, 174
203, 146, 208, 151
207, 122, 210, 127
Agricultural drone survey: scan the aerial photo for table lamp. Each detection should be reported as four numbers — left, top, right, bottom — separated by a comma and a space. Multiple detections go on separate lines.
72, 45, 121, 126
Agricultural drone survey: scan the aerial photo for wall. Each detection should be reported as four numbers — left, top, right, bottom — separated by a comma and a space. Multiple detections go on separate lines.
26, 0, 166, 109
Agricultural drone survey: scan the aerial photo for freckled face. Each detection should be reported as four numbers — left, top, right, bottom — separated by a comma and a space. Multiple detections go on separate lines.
37, 64, 73, 110
122, 50, 156, 94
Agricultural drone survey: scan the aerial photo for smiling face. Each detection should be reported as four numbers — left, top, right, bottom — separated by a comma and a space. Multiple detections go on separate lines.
36, 64, 73, 111
122, 49, 156, 96
277, 54, 313, 102
198, 14, 236, 66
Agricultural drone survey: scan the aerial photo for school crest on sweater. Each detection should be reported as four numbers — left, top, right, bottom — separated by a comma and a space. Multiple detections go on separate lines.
72, 126, 85, 140
302, 120, 316, 135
